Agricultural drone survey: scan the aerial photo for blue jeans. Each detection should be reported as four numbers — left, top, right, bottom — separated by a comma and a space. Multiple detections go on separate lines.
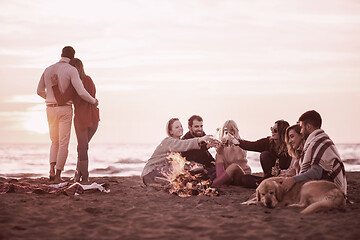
74, 120, 98, 161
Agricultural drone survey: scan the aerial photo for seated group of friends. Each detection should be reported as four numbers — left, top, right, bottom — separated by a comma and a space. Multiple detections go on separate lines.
141, 110, 347, 196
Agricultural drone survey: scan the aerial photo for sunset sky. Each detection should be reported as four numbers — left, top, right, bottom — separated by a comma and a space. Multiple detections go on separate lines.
0, 0, 359, 145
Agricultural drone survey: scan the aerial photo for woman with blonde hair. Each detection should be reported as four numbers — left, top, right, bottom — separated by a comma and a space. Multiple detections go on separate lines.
285, 124, 304, 160
212, 120, 256, 187
273, 124, 304, 176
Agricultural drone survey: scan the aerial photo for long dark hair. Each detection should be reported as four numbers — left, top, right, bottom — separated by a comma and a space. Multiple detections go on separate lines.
69, 58, 86, 80
270, 120, 289, 156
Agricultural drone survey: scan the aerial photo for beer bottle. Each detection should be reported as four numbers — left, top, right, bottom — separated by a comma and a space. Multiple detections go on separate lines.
274, 159, 280, 176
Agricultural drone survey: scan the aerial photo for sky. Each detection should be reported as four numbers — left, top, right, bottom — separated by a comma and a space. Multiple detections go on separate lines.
0, 0, 359, 145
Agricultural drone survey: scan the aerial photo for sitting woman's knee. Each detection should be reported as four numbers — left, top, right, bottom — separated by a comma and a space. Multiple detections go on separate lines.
260, 151, 276, 168
260, 151, 276, 162
226, 163, 245, 176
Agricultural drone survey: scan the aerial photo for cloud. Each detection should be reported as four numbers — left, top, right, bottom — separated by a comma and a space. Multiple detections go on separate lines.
0, 0, 360, 143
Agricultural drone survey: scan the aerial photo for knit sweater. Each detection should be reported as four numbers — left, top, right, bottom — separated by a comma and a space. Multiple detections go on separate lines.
37, 57, 96, 104
141, 137, 201, 178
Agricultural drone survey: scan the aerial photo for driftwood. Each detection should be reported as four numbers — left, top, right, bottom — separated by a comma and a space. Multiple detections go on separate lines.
166, 160, 219, 197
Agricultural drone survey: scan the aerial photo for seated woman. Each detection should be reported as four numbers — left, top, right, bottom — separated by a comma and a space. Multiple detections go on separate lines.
235, 120, 292, 179
214, 120, 262, 188
273, 124, 305, 177
213, 120, 251, 187
141, 118, 215, 186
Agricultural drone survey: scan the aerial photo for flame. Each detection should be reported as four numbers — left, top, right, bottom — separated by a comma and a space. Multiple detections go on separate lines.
163, 152, 187, 181
162, 152, 219, 198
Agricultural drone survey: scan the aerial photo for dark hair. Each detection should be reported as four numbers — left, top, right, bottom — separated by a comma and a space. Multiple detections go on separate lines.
69, 58, 86, 80
166, 118, 179, 136
188, 115, 203, 127
298, 110, 322, 129
61, 46, 75, 59
270, 120, 290, 156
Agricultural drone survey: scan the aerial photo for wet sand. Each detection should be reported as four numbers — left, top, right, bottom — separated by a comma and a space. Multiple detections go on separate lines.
1, 172, 360, 240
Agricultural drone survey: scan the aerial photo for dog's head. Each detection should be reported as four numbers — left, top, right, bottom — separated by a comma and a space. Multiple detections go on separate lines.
256, 177, 285, 208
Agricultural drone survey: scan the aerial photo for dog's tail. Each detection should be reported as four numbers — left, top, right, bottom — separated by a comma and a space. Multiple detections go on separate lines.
300, 189, 346, 214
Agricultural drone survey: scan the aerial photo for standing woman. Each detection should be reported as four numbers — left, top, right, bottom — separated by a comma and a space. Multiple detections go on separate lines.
235, 120, 291, 179
52, 58, 100, 183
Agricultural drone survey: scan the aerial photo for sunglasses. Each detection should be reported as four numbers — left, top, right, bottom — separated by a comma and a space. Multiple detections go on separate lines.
270, 127, 278, 133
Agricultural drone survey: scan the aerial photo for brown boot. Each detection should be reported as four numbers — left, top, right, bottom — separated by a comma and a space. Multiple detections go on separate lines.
79, 160, 89, 183
212, 171, 232, 187
74, 159, 81, 182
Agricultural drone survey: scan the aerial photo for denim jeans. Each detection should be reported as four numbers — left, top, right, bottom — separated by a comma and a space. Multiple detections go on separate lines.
74, 120, 98, 161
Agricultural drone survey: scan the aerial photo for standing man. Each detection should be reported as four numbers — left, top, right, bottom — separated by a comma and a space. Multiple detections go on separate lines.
282, 110, 347, 195
37, 46, 98, 182
181, 115, 216, 172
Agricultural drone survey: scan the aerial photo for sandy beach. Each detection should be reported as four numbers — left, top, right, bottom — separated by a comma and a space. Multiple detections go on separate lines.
1, 172, 360, 240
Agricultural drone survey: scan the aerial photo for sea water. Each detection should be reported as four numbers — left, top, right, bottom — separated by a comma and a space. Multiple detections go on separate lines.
0, 143, 359, 178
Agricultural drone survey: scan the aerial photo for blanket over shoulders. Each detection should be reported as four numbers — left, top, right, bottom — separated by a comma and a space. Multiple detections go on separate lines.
300, 129, 347, 195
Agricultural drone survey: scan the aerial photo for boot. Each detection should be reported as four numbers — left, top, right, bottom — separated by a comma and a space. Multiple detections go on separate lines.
256, 172, 273, 185
74, 159, 81, 182
79, 160, 89, 183
212, 171, 232, 187
74, 169, 81, 182
263, 172, 273, 180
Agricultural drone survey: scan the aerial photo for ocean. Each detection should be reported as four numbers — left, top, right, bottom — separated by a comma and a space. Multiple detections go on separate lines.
0, 143, 359, 178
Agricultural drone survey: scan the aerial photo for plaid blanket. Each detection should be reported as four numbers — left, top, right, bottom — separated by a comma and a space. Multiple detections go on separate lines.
0, 180, 110, 196
300, 129, 347, 195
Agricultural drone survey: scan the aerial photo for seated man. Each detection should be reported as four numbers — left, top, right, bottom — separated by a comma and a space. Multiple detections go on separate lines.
282, 110, 347, 195
181, 115, 216, 174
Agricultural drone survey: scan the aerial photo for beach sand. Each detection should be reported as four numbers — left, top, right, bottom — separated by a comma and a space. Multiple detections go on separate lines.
1, 172, 360, 240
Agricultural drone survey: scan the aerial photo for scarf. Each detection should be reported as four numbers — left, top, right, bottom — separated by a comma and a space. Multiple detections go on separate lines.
300, 129, 347, 195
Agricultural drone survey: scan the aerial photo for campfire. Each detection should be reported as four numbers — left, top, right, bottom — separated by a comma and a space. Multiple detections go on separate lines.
161, 152, 219, 198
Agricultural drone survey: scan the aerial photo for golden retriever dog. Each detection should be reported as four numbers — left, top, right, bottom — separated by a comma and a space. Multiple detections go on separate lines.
256, 177, 346, 214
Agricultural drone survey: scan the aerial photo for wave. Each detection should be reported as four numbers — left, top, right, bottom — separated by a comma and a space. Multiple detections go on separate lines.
342, 158, 360, 165
0, 173, 43, 178
116, 158, 145, 164
90, 166, 139, 175
0, 143, 359, 178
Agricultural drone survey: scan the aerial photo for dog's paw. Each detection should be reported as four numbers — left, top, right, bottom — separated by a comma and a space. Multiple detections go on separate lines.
241, 198, 258, 205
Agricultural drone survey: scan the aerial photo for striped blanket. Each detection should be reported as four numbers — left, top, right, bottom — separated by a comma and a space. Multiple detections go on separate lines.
0, 179, 110, 196
300, 129, 347, 195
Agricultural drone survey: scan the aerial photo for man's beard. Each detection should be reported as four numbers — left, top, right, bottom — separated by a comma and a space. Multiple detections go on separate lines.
192, 130, 204, 137
303, 130, 310, 140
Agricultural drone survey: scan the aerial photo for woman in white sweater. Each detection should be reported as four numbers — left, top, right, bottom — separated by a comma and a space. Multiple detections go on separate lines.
214, 120, 253, 187
141, 118, 213, 186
